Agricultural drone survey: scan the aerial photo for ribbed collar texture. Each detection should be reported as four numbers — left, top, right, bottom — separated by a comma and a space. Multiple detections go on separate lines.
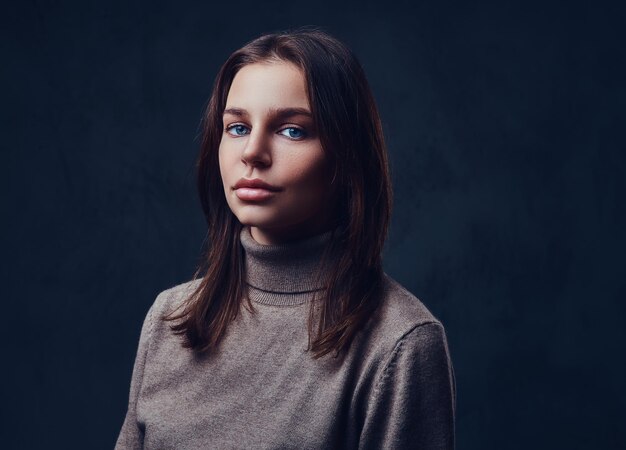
239, 226, 334, 306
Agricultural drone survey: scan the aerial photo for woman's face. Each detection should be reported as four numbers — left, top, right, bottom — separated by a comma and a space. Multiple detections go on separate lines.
219, 61, 334, 245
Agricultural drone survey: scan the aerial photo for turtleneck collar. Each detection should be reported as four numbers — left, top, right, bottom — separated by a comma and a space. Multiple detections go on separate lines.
239, 226, 335, 306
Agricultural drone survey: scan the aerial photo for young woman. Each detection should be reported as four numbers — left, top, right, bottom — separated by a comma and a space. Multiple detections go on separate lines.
116, 29, 456, 449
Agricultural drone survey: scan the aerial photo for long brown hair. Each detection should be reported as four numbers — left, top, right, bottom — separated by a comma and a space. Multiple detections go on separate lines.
164, 28, 392, 359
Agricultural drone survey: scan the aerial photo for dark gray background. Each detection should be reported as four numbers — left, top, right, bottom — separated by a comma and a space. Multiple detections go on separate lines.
3, 0, 624, 448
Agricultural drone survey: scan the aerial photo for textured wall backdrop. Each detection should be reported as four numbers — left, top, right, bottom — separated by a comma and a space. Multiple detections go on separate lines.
3, 0, 624, 449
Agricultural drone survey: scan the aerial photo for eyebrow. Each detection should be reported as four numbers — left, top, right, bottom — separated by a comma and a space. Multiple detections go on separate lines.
223, 107, 313, 119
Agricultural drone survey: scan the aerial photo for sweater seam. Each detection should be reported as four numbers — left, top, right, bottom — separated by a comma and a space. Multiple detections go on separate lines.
372, 320, 442, 395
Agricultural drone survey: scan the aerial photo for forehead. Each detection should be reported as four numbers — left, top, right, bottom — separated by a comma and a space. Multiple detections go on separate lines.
225, 61, 310, 111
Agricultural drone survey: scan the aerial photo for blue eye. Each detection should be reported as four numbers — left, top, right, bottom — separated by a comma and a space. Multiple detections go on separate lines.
279, 127, 306, 140
226, 124, 250, 136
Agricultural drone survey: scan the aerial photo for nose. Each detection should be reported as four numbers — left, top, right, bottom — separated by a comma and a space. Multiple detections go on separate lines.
241, 129, 271, 168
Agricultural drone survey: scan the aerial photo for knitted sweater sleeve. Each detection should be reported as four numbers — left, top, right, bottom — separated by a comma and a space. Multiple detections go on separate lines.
114, 301, 157, 450
359, 321, 456, 450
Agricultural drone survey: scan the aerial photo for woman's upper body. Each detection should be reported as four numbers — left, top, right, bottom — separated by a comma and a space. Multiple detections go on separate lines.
116, 28, 456, 449
115, 226, 456, 449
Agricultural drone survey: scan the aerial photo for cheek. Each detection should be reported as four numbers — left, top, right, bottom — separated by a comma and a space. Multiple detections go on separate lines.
286, 152, 330, 194
218, 143, 234, 183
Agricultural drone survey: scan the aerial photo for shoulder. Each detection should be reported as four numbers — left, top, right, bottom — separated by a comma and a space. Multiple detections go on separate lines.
358, 276, 456, 449
149, 278, 204, 318
370, 274, 453, 381
377, 273, 444, 334
135, 278, 203, 353
361, 273, 448, 357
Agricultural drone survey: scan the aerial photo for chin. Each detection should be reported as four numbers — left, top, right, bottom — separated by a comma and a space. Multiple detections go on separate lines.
232, 208, 283, 229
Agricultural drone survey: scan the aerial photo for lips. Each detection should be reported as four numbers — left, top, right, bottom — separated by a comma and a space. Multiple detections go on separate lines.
233, 178, 282, 202
234, 178, 281, 191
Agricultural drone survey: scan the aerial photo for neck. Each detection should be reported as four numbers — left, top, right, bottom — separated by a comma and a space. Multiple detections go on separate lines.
249, 220, 335, 246
239, 226, 337, 306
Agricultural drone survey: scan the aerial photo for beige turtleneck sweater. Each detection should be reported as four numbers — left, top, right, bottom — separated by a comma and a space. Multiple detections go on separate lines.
115, 227, 456, 449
